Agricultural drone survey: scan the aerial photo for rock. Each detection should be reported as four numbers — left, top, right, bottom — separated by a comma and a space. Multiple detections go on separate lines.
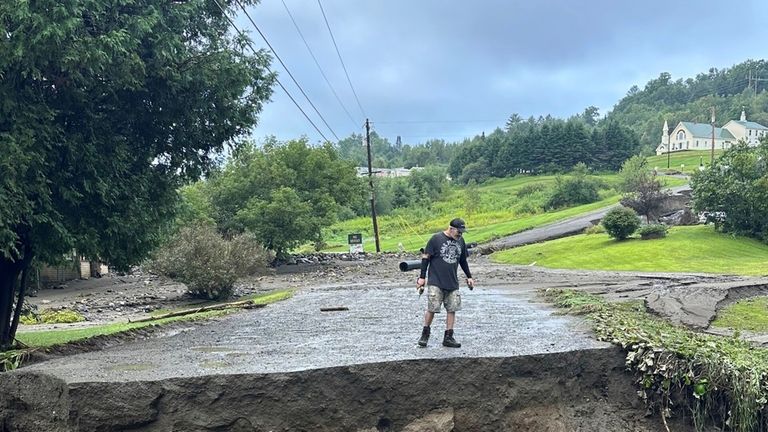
658, 208, 698, 226
0, 373, 71, 432
656, 193, 692, 216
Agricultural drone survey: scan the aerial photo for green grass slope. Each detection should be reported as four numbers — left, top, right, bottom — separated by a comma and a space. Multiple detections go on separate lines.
492, 225, 768, 276
646, 149, 723, 174
320, 174, 686, 253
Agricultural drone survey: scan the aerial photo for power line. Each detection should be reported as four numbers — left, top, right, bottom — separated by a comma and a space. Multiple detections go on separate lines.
211, 0, 330, 142
375, 119, 508, 125
234, 0, 340, 141
281, 0, 358, 129
317, 0, 366, 118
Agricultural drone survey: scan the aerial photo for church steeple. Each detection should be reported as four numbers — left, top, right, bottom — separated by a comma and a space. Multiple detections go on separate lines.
740, 108, 747, 121
662, 119, 669, 137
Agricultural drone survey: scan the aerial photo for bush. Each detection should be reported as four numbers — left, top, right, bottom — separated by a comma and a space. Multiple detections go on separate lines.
545, 175, 601, 210
39, 308, 85, 324
584, 224, 606, 235
150, 225, 272, 300
637, 223, 668, 240
515, 182, 548, 198
602, 207, 640, 240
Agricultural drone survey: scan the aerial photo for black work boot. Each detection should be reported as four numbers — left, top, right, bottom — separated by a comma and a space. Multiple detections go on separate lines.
417, 326, 430, 347
442, 329, 461, 348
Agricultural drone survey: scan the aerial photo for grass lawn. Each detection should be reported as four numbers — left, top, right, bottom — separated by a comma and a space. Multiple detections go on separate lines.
318, 174, 687, 253
711, 296, 768, 332
646, 149, 724, 174
16, 289, 293, 348
492, 225, 768, 276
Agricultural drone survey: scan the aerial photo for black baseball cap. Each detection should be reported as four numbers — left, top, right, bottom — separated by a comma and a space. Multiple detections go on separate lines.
449, 218, 467, 233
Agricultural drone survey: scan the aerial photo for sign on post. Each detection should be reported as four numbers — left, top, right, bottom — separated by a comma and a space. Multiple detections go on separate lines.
348, 233, 363, 253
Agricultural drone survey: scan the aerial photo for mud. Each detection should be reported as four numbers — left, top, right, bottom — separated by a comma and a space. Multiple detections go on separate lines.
3, 348, 690, 432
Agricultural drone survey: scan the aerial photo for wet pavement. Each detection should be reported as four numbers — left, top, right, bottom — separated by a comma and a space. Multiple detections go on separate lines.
25, 281, 608, 383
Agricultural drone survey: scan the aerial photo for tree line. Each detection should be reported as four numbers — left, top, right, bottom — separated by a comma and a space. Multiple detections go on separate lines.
447, 119, 639, 184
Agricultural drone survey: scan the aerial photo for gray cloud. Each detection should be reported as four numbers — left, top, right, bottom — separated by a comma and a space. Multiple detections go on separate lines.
238, 0, 768, 144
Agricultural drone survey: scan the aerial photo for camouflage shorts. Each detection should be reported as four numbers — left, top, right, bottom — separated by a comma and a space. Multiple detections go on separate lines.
427, 285, 462, 313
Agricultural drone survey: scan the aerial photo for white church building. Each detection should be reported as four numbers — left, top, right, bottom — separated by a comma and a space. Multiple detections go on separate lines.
656, 110, 768, 155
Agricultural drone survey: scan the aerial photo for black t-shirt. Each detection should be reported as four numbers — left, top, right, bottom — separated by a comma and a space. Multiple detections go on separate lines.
425, 232, 468, 291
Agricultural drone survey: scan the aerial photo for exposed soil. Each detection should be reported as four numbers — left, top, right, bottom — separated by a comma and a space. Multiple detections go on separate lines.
4, 348, 690, 432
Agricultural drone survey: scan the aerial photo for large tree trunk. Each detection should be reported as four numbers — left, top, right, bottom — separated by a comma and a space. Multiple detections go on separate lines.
9, 264, 30, 344
0, 258, 21, 350
0, 240, 33, 350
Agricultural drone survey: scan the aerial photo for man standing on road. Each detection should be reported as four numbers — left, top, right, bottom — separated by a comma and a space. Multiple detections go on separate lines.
417, 218, 475, 348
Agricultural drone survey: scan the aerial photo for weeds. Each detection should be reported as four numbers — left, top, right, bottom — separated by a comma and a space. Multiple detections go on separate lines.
0, 350, 31, 372
541, 288, 768, 432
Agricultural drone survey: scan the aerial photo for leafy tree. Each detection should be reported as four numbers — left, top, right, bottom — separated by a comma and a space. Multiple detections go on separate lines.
208, 139, 364, 258
408, 166, 447, 202
691, 140, 768, 241
618, 156, 669, 222
0, 0, 274, 349
458, 159, 491, 185
387, 179, 417, 210
545, 163, 602, 209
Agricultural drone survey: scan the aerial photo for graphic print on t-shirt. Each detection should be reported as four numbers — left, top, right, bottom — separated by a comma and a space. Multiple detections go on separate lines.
440, 240, 461, 264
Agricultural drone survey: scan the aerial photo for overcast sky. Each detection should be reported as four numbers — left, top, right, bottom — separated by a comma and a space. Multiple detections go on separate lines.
234, 0, 768, 146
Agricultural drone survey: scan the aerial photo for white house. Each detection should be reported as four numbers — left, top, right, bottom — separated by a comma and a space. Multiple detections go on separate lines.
356, 167, 420, 178
656, 110, 768, 155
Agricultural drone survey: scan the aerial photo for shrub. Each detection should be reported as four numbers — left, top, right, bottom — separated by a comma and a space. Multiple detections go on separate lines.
515, 182, 548, 198
637, 223, 668, 240
602, 207, 640, 240
39, 308, 85, 324
150, 225, 272, 300
584, 224, 606, 235
545, 175, 601, 209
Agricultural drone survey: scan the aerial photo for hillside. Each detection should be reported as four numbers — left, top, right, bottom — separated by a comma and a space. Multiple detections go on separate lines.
318, 174, 687, 253
606, 59, 768, 153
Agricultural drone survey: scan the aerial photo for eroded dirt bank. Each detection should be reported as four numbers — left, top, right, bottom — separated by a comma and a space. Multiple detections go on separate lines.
2, 347, 687, 432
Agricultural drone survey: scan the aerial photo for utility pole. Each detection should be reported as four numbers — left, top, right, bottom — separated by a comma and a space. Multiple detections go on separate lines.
664, 119, 671, 169
365, 119, 381, 253
710, 107, 716, 165
749, 69, 768, 97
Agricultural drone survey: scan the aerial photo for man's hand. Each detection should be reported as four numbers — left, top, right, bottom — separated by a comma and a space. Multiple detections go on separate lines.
466, 278, 475, 290
416, 277, 426, 294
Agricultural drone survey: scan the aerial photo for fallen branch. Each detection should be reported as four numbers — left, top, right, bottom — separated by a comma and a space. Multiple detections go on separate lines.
129, 300, 266, 323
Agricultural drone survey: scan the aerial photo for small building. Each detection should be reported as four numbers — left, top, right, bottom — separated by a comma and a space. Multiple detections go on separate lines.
656, 110, 768, 155
39, 253, 109, 285
356, 167, 419, 178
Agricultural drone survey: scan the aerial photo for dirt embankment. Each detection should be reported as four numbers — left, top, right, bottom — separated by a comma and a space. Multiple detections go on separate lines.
3, 347, 688, 432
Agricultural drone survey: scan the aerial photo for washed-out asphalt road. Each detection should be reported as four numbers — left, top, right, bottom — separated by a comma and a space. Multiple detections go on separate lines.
477, 184, 692, 254
25, 275, 607, 383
